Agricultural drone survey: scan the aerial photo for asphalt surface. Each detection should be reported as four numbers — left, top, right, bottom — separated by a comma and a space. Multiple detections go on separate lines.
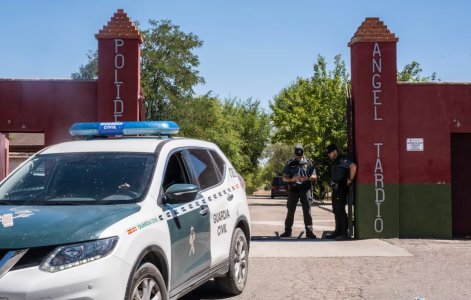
182, 195, 471, 300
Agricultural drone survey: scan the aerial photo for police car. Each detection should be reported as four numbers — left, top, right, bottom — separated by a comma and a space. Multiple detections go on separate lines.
0, 121, 251, 300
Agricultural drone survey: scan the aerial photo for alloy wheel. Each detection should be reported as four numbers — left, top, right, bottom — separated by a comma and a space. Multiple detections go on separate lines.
234, 235, 247, 285
132, 277, 162, 300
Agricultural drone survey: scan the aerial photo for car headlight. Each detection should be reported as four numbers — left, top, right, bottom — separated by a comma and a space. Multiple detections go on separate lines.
40, 237, 118, 272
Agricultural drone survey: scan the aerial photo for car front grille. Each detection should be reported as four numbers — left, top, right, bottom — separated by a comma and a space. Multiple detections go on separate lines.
1, 246, 56, 271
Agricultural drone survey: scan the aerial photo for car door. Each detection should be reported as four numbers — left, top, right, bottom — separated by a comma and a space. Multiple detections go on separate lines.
161, 150, 211, 291
185, 148, 235, 265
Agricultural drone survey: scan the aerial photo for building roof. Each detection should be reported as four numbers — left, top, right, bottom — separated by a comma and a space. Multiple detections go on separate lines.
348, 17, 398, 46
96, 9, 143, 43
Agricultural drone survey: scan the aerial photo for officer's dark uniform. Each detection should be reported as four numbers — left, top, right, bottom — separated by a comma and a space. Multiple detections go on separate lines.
281, 155, 316, 238
329, 152, 352, 238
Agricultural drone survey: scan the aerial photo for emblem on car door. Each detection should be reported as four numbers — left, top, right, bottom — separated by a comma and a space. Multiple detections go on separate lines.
189, 226, 196, 256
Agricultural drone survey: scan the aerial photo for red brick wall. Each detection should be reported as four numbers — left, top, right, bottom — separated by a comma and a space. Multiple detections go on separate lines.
0, 80, 97, 145
398, 83, 471, 184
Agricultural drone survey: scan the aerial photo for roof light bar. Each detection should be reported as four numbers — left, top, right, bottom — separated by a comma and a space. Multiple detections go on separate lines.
69, 121, 180, 137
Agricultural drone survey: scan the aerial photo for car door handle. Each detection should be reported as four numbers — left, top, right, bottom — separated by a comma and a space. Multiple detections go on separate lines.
227, 194, 234, 201
199, 205, 209, 216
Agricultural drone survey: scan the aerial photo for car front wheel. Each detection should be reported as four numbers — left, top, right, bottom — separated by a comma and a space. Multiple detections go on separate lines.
215, 227, 249, 295
127, 262, 167, 300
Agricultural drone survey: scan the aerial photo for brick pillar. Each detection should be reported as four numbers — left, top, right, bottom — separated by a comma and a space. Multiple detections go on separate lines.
96, 9, 143, 122
349, 18, 399, 238
0, 134, 9, 180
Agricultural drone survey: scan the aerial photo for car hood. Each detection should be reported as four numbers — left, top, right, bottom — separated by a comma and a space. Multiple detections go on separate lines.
0, 204, 140, 249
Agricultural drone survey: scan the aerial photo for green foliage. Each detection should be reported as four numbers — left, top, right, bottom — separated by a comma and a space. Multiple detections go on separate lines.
71, 20, 204, 121
222, 99, 270, 193
261, 142, 292, 180
270, 54, 349, 184
71, 50, 98, 80
141, 20, 205, 120
397, 61, 440, 82
71, 19, 269, 194
171, 95, 270, 194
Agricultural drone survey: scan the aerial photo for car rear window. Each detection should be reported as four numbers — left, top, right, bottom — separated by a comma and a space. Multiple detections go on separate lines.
272, 177, 285, 185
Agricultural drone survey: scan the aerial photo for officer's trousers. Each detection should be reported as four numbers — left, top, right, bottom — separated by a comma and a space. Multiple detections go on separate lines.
284, 189, 313, 232
332, 187, 348, 235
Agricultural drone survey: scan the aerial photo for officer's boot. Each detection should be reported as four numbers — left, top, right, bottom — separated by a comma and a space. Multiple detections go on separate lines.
325, 214, 340, 239
325, 230, 339, 239
334, 216, 349, 241
306, 230, 317, 239
305, 225, 316, 239
280, 230, 292, 238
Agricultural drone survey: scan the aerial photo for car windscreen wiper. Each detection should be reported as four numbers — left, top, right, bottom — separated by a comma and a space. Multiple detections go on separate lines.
43, 202, 84, 205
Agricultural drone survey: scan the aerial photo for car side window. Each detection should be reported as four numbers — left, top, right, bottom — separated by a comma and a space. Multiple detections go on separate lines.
187, 149, 220, 190
209, 150, 226, 178
162, 151, 191, 191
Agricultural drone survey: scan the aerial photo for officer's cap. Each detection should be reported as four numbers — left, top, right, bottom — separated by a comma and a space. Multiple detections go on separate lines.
294, 144, 304, 156
325, 144, 338, 154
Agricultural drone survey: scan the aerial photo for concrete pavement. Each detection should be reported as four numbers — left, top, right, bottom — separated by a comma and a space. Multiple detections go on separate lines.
183, 195, 471, 299
250, 239, 413, 258
248, 195, 413, 258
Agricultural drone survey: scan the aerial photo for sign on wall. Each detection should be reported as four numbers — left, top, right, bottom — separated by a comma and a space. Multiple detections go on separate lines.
406, 138, 424, 152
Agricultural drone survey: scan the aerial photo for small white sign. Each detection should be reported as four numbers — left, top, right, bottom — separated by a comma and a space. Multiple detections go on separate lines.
407, 138, 424, 152
1, 213, 13, 227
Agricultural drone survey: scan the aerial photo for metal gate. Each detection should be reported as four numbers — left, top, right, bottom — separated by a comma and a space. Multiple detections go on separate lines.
346, 88, 355, 238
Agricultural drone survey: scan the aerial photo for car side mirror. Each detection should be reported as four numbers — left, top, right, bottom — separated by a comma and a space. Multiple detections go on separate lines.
165, 184, 199, 204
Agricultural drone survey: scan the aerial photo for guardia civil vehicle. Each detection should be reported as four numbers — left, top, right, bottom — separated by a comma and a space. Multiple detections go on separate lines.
0, 121, 251, 300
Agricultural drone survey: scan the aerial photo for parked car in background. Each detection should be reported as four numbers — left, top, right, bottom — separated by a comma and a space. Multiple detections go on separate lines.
270, 176, 288, 199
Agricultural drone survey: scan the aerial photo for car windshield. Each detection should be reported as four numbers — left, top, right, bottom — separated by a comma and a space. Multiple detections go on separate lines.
0, 152, 155, 205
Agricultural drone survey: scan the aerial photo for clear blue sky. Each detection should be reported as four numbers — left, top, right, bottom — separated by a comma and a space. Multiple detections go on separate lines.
1, 1, 470, 110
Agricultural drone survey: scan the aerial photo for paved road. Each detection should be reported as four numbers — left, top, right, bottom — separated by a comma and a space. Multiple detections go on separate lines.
183, 195, 471, 300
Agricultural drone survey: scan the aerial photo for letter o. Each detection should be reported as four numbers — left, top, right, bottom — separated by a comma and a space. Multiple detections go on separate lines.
374, 218, 384, 233
114, 54, 125, 69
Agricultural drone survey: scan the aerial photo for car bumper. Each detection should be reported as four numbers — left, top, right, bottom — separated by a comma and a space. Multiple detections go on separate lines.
272, 190, 288, 197
0, 255, 131, 300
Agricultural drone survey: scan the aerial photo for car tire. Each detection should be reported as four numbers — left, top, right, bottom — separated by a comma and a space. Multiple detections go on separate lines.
127, 262, 168, 300
215, 227, 249, 295
270, 191, 275, 199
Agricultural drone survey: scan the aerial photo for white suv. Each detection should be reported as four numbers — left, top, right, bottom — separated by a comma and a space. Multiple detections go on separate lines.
0, 121, 251, 300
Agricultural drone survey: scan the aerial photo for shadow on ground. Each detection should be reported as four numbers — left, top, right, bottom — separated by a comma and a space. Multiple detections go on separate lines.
180, 279, 233, 300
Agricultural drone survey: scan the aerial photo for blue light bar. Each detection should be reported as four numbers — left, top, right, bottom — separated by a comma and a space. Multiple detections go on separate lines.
69, 121, 180, 137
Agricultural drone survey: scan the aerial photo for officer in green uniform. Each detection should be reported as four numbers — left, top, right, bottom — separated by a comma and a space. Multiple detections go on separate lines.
325, 144, 357, 240
280, 145, 317, 239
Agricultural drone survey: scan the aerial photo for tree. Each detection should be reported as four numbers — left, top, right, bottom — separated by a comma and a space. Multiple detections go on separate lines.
72, 20, 204, 121
397, 61, 440, 82
170, 94, 244, 169
72, 20, 270, 193
270, 55, 349, 185
223, 99, 271, 192
261, 142, 293, 178
71, 50, 98, 80
141, 20, 204, 120
171, 95, 270, 193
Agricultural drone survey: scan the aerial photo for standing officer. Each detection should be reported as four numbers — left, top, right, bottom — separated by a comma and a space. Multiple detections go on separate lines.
280, 145, 317, 239
325, 144, 357, 240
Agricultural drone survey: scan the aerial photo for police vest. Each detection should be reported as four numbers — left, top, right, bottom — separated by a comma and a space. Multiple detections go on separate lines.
331, 154, 351, 184
283, 158, 314, 191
